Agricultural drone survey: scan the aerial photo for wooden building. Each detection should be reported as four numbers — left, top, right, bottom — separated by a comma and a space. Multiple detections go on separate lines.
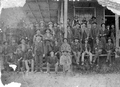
0, 0, 119, 49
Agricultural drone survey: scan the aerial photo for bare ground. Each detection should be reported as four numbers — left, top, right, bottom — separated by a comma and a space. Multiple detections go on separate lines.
1, 58, 120, 87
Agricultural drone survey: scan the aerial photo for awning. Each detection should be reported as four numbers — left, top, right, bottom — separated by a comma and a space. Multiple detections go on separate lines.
97, 0, 120, 15
0, 0, 26, 14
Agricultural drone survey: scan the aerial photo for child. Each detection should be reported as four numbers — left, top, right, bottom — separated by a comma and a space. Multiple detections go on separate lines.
24, 47, 34, 72
60, 51, 72, 74
46, 51, 58, 74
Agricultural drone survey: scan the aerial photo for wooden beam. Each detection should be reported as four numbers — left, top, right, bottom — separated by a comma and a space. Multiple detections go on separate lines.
35, 0, 44, 22
47, 0, 51, 22
64, 0, 68, 38
27, 4, 38, 23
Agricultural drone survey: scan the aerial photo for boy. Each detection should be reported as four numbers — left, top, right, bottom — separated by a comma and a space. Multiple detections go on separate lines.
46, 51, 58, 74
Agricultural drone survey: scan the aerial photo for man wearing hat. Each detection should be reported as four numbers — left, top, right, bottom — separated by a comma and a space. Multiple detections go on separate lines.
43, 28, 54, 55
19, 38, 28, 72
72, 37, 82, 65
46, 51, 58, 73
105, 38, 115, 65
34, 35, 45, 72
72, 16, 79, 27
7, 39, 18, 64
2, 41, 9, 71
81, 38, 93, 65
48, 21, 55, 35
40, 21, 45, 34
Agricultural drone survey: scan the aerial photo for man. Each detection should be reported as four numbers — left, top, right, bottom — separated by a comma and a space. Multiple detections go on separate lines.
39, 21, 45, 34
72, 38, 82, 65
34, 35, 44, 72
8, 39, 18, 64
81, 23, 90, 43
43, 29, 54, 55
46, 51, 58, 74
106, 38, 115, 65
93, 37, 103, 65
33, 29, 43, 45
111, 24, 116, 46
99, 23, 107, 48
56, 23, 64, 47
2, 41, 9, 71
73, 23, 82, 41
60, 38, 71, 53
67, 26, 73, 44
24, 47, 34, 72
72, 16, 79, 27
48, 22, 55, 36
19, 38, 28, 72
81, 39, 93, 65
91, 22, 99, 51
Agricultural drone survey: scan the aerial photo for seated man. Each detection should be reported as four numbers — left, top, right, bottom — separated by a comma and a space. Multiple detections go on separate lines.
106, 38, 115, 65
81, 39, 93, 65
93, 37, 103, 65
46, 51, 58, 73
72, 38, 82, 65
15, 46, 24, 72
60, 38, 71, 53
24, 47, 34, 72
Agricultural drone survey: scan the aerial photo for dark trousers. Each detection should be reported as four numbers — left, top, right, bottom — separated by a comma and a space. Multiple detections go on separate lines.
35, 55, 43, 71
16, 59, 25, 72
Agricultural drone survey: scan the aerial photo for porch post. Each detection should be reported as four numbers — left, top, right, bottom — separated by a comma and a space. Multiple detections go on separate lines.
115, 14, 119, 58
64, 0, 68, 38
60, 0, 64, 24
115, 14, 119, 49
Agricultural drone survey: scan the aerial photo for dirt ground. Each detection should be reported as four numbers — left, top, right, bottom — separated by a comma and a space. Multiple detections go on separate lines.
1, 71, 120, 87
1, 58, 120, 87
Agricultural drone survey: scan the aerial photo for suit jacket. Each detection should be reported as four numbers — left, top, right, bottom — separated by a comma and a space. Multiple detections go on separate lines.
99, 29, 107, 37
94, 41, 103, 51
72, 42, 82, 52
106, 43, 114, 51
91, 27, 99, 39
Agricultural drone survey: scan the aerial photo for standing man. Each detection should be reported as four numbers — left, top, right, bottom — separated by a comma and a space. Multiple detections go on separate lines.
99, 23, 107, 48
34, 35, 45, 72
39, 21, 45, 34
91, 22, 99, 51
43, 29, 54, 55
72, 16, 79, 27
81, 39, 93, 65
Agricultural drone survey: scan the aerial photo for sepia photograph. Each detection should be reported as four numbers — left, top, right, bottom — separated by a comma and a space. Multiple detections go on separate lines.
0, 0, 120, 87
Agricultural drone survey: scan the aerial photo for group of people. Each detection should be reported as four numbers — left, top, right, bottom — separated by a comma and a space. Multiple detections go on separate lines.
1, 16, 116, 74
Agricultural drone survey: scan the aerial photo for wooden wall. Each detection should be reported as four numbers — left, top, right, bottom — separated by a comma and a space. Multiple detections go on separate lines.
68, 1, 104, 29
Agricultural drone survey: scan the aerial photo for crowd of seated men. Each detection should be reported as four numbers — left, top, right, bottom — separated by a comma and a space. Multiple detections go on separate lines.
1, 16, 116, 73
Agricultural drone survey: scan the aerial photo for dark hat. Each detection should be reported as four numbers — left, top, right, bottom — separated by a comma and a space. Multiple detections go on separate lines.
3, 41, 8, 44
45, 28, 51, 32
